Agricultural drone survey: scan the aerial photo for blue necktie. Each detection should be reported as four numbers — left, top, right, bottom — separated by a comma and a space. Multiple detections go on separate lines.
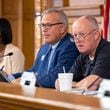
47, 47, 54, 73
44, 46, 52, 74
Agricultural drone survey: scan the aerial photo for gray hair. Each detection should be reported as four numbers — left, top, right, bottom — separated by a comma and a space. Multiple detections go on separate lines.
41, 8, 68, 29
83, 15, 99, 30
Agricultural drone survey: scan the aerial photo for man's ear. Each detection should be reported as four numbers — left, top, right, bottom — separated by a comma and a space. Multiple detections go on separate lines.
94, 30, 100, 40
60, 24, 66, 34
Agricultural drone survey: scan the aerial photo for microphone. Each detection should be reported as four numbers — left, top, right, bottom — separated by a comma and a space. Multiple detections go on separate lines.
0, 52, 13, 71
7, 52, 13, 56
8, 52, 13, 74
0, 52, 13, 59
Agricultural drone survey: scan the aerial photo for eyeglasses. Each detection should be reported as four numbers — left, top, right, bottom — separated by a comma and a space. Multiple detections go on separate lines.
73, 29, 96, 41
38, 22, 63, 29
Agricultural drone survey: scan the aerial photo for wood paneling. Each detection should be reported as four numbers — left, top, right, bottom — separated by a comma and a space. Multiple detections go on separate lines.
22, 0, 34, 69
0, 0, 2, 16
0, 0, 34, 69
62, 5, 102, 17
61, 4, 103, 33
41, 0, 53, 11
63, 0, 69, 7
69, 0, 104, 6
1, 0, 19, 45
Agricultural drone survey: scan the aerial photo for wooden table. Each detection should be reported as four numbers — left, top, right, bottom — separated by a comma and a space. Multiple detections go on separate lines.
0, 82, 107, 110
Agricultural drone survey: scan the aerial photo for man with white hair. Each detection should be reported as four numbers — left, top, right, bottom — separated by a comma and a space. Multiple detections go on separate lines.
12, 8, 79, 88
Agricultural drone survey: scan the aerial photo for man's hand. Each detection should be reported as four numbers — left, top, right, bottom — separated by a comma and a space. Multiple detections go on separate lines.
55, 75, 102, 91
75, 75, 102, 90
55, 79, 60, 90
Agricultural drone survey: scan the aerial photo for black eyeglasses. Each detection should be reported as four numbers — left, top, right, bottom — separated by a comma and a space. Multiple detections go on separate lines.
38, 22, 63, 29
73, 29, 97, 41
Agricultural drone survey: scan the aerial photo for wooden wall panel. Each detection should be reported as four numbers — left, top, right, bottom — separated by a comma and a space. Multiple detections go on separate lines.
69, 0, 104, 6
2, 0, 19, 16
22, 0, 34, 69
1, 0, 20, 46
62, 4, 103, 34
0, 0, 2, 16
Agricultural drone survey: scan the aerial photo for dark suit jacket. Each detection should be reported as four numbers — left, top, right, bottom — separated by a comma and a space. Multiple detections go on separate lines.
14, 33, 79, 88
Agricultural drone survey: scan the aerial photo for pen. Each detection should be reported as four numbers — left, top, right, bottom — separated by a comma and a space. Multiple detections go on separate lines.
87, 76, 101, 89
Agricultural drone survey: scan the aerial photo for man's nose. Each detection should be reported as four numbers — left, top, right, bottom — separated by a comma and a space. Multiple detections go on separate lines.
42, 26, 48, 32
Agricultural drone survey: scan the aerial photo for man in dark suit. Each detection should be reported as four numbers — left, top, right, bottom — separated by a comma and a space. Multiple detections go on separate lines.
12, 8, 79, 88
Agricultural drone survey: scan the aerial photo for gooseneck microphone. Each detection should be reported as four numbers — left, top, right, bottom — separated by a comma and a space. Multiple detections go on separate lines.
7, 52, 13, 74
0, 52, 13, 60
1, 52, 13, 58
0, 52, 13, 71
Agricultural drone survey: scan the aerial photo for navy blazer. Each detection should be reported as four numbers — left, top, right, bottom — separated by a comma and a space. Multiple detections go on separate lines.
13, 33, 79, 88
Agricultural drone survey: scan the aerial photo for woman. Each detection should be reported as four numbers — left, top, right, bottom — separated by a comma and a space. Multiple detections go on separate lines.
0, 18, 25, 74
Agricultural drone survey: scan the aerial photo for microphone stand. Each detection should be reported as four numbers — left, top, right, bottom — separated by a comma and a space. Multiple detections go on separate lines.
9, 55, 12, 74
0, 52, 13, 73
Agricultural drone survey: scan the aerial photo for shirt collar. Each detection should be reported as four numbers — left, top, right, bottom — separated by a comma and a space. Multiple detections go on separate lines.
50, 41, 60, 50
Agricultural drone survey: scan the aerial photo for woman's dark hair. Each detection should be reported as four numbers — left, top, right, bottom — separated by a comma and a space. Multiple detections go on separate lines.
0, 18, 12, 45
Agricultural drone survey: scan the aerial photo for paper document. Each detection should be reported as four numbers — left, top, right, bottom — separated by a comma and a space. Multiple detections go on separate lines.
65, 88, 98, 96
